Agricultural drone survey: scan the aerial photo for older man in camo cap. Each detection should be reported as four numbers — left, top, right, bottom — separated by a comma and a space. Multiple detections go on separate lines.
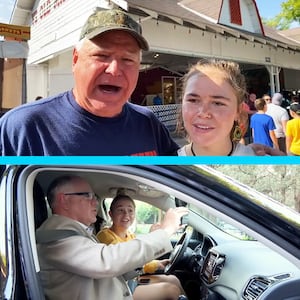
0, 8, 179, 156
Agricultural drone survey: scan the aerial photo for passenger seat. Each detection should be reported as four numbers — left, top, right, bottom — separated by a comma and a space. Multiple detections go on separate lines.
33, 181, 48, 229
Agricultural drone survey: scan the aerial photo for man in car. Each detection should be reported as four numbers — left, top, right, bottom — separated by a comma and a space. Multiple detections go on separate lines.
0, 8, 178, 155
36, 175, 188, 300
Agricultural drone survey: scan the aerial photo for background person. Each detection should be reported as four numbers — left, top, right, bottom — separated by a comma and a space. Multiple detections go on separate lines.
288, 95, 300, 119
97, 194, 186, 300
243, 92, 257, 144
246, 92, 257, 115
250, 98, 279, 149
265, 93, 289, 153
238, 100, 250, 145
262, 94, 272, 105
153, 94, 163, 105
36, 175, 188, 300
286, 102, 300, 155
0, 8, 178, 156
290, 95, 299, 104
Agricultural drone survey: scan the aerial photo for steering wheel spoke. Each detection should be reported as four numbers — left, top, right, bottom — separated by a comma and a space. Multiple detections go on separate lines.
165, 231, 191, 274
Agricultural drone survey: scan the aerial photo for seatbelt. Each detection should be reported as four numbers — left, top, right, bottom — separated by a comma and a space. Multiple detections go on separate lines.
36, 229, 80, 243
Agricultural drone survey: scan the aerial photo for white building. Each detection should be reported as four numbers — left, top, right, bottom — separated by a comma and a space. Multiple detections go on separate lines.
8, 0, 300, 104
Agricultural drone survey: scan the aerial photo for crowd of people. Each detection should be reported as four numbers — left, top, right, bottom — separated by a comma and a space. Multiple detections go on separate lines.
241, 91, 300, 155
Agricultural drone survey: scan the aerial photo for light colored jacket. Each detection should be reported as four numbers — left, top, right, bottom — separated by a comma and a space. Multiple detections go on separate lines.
266, 103, 289, 138
36, 215, 173, 300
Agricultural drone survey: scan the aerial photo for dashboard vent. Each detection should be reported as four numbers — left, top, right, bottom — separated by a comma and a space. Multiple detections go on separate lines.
201, 251, 226, 284
243, 277, 272, 300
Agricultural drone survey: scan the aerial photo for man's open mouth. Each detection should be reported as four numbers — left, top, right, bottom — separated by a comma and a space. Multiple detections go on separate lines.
99, 85, 121, 92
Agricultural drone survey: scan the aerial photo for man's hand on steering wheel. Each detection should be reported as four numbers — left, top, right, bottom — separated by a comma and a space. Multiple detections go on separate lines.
157, 259, 171, 270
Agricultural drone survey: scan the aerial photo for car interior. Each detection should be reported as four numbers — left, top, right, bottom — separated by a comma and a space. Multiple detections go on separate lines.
14, 165, 300, 300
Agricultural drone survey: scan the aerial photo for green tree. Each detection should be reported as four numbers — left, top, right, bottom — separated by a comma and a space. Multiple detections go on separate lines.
262, 0, 300, 30
135, 202, 159, 224
210, 165, 300, 212
262, 16, 291, 30
281, 0, 300, 23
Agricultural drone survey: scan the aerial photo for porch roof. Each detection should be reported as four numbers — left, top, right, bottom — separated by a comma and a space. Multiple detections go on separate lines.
127, 0, 300, 52
11, 0, 300, 52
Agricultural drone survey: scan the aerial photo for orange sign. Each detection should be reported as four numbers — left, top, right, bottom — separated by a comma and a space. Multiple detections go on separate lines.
0, 23, 31, 40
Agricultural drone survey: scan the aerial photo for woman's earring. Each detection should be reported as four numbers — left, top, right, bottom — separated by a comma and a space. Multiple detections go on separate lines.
232, 121, 243, 142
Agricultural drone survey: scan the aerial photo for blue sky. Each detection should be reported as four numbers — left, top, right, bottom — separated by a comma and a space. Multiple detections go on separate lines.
0, 0, 15, 23
0, 0, 290, 24
255, 0, 285, 19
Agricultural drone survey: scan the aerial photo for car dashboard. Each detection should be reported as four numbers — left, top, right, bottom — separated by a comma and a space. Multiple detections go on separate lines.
189, 234, 300, 300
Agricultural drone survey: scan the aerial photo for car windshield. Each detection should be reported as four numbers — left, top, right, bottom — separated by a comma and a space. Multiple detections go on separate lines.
189, 204, 256, 240
194, 166, 300, 229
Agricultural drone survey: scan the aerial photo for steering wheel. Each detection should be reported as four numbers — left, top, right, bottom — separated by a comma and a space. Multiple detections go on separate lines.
164, 231, 191, 274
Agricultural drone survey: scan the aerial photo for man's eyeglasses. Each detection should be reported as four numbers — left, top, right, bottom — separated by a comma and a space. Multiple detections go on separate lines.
64, 192, 99, 201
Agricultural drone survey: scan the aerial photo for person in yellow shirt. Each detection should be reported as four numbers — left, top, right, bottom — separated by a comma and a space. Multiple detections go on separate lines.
97, 194, 186, 300
286, 102, 300, 155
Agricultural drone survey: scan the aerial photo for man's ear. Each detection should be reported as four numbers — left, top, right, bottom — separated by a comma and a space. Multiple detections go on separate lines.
58, 193, 70, 210
72, 48, 79, 67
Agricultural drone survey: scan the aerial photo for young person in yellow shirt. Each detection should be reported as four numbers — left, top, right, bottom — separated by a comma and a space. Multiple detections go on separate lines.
286, 102, 300, 155
97, 194, 186, 300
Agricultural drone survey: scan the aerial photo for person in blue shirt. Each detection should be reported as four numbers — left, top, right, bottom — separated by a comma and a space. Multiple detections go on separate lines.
153, 94, 163, 105
250, 98, 279, 149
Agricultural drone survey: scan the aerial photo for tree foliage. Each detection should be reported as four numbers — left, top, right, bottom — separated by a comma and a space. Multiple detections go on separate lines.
281, 0, 300, 23
135, 202, 159, 224
210, 165, 300, 212
262, 0, 300, 30
262, 16, 291, 30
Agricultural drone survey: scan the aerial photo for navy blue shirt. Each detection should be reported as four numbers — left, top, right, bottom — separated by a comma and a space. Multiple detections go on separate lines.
0, 90, 179, 156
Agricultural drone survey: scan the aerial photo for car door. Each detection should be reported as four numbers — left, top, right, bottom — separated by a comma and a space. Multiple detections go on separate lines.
1, 165, 33, 300
1, 165, 45, 300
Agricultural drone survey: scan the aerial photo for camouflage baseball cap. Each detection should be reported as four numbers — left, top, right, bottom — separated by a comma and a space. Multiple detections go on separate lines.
80, 8, 149, 50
